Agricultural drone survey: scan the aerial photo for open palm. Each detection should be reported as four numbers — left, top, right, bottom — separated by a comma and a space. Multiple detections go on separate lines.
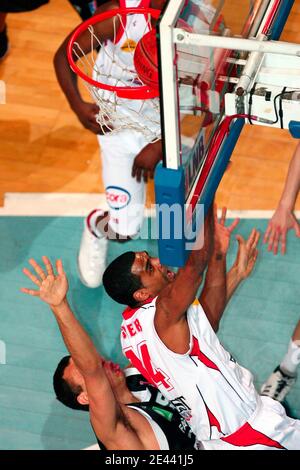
234, 229, 260, 279
214, 206, 240, 255
21, 256, 68, 307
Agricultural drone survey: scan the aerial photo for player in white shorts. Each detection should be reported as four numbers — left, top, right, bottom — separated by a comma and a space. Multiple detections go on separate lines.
103, 205, 300, 449
54, 0, 216, 288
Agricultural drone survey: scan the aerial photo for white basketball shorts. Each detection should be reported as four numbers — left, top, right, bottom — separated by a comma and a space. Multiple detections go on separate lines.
98, 129, 149, 237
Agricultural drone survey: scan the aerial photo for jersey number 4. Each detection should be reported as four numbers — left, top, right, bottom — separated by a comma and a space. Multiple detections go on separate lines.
124, 342, 173, 391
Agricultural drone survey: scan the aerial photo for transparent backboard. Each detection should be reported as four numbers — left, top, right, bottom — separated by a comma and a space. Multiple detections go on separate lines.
155, 0, 290, 266
157, 0, 274, 203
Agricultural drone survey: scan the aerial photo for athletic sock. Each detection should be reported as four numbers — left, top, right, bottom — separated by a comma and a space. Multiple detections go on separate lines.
280, 340, 300, 376
87, 209, 105, 239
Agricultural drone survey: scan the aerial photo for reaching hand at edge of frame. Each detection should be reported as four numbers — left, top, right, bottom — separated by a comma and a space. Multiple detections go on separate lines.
234, 229, 260, 280
21, 257, 69, 307
214, 206, 240, 255
263, 205, 300, 255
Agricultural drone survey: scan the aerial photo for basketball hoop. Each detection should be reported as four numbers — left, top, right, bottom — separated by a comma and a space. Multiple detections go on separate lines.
67, 7, 161, 140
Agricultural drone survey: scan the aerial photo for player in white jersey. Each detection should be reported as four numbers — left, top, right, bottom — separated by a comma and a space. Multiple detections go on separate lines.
21, 226, 264, 451
54, 0, 216, 289
103, 205, 300, 449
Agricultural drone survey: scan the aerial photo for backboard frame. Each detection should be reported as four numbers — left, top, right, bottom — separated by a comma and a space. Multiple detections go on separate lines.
155, 0, 296, 267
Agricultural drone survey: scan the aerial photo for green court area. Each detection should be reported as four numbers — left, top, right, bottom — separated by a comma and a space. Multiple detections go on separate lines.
0, 216, 299, 449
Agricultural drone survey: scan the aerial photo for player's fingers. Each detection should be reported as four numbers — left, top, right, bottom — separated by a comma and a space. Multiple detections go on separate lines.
228, 217, 240, 233
143, 169, 148, 183
29, 258, 46, 280
271, 231, 280, 255
56, 259, 65, 276
267, 228, 276, 251
263, 224, 272, 244
235, 234, 244, 244
135, 167, 142, 183
22, 267, 42, 286
131, 164, 137, 178
246, 228, 257, 249
220, 207, 227, 226
42, 256, 54, 276
294, 221, 300, 238
20, 287, 40, 296
280, 230, 287, 255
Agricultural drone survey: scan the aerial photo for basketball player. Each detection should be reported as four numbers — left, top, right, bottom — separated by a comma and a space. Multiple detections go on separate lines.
20, 216, 260, 450
20, 256, 198, 450
264, 141, 300, 255
54, 0, 216, 289
103, 206, 300, 449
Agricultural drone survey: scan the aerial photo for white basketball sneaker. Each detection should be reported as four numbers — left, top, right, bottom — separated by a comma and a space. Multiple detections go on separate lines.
78, 210, 108, 288
260, 366, 296, 403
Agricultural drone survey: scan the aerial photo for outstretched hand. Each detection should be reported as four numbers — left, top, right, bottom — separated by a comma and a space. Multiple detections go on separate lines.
214, 206, 240, 255
263, 206, 300, 255
21, 257, 68, 307
234, 229, 260, 280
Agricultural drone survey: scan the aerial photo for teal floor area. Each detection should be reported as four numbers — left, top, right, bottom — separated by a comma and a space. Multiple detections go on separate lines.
0, 216, 299, 449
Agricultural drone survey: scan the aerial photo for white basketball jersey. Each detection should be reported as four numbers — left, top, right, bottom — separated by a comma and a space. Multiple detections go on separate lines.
121, 298, 260, 441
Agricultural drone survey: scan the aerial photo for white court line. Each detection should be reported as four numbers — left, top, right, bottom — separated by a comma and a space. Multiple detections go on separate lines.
0, 192, 300, 219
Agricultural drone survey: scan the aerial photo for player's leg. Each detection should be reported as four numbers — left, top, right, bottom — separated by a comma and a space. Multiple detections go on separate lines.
78, 129, 146, 288
261, 318, 300, 402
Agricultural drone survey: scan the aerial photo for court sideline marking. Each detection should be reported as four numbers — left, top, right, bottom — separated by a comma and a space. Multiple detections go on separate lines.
1, 192, 299, 218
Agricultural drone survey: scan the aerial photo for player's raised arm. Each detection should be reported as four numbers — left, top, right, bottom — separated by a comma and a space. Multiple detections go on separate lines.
20, 256, 145, 449
53, 1, 119, 134
199, 207, 239, 332
154, 204, 214, 333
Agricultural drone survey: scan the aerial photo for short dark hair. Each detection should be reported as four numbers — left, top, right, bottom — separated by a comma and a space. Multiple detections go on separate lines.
103, 251, 142, 307
53, 355, 89, 412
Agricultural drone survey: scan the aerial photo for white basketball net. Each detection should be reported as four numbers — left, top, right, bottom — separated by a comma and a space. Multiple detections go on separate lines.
71, 13, 161, 142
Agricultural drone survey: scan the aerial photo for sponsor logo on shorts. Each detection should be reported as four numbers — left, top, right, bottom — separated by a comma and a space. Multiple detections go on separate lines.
120, 39, 137, 52
106, 186, 131, 210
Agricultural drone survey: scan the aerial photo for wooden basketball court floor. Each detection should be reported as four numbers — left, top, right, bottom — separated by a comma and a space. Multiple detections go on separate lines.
0, 0, 299, 450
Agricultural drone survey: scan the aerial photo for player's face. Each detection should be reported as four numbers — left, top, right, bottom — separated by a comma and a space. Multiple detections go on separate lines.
63, 357, 86, 391
132, 251, 176, 296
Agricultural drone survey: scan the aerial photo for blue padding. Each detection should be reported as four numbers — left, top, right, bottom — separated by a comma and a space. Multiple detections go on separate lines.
155, 119, 245, 267
200, 119, 245, 214
270, 0, 295, 40
155, 165, 186, 266
289, 121, 300, 139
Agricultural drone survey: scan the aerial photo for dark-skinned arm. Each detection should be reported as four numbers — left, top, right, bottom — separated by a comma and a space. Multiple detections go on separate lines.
199, 207, 239, 332
199, 251, 226, 333
53, 1, 119, 134
226, 229, 260, 304
154, 204, 214, 349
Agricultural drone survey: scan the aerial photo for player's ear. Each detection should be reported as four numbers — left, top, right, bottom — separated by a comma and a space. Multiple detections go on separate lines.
77, 391, 89, 406
133, 288, 150, 304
